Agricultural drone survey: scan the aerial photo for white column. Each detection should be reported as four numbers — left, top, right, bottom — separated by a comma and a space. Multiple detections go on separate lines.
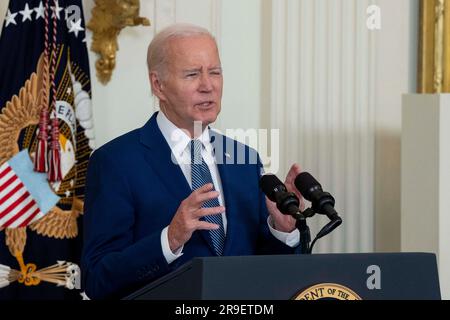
402, 94, 450, 300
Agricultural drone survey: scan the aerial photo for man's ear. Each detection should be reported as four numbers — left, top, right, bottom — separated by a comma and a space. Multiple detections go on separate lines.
150, 71, 166, 102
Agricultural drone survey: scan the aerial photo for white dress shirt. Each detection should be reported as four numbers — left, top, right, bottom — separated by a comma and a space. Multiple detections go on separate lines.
157, 111, 299, 264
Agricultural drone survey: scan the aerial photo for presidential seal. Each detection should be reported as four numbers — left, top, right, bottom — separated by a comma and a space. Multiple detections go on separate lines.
294, 283, 362, 300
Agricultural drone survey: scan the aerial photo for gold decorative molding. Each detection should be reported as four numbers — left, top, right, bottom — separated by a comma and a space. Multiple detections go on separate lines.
87, 0, 150, 85
418, 0, 450, 93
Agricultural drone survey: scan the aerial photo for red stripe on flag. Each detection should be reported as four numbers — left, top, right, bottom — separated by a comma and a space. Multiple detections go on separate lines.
0, 175, 18, 194
0, 181, 24, 206
2, 199, 37, 228
0, 191, 31, 220
0, 166, 12, 180
18, 207, 41, 227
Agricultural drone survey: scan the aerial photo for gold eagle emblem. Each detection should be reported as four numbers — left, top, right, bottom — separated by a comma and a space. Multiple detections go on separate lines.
0, 53, 86, 289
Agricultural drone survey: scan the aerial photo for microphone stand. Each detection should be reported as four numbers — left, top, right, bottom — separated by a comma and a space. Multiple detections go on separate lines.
293, 208, 315, 254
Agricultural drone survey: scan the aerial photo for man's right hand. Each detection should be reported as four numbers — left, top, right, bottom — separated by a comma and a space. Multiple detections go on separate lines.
167, 183, 224, 253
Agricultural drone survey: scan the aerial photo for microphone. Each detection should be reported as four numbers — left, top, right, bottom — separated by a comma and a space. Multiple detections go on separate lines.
259, 174, 301, 218
294, 172, 342, 222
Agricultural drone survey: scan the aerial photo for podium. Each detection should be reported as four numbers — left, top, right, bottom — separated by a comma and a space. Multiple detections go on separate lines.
125, 253, 440, 300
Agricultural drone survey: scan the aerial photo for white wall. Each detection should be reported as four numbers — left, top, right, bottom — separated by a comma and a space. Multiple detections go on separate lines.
219, 0, 262, 133
374, 0, 418, 252
82, 0, 153, 147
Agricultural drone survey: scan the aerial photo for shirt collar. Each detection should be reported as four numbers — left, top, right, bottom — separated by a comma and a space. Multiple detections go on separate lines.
156, 111, 213, 158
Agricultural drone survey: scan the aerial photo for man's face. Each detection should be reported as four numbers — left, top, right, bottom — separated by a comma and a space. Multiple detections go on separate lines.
156, 35, 223, 134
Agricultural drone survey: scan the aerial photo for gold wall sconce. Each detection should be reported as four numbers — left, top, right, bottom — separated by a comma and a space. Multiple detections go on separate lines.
87, 0, 150, 85
418, 0, 450, 93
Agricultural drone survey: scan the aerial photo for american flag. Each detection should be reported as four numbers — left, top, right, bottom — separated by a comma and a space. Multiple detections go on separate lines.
0, 150, 59, 229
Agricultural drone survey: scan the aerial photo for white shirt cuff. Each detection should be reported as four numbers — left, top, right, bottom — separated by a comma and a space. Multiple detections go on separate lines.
161, 226, 184, 264
267, 216, 300, 248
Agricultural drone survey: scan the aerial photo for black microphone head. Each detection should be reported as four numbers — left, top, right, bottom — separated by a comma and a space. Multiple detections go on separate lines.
259, 174, 287, 202
294, 172, 323, 202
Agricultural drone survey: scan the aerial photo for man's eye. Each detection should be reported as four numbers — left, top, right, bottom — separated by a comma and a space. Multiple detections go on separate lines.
186, 73, 197, 78
210, 71, 222, 76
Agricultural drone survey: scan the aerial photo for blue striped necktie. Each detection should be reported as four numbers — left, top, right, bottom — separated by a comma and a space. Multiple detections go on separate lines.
190, 139, 225, 256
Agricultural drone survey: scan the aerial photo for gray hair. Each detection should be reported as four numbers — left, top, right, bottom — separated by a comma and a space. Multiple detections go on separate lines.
147, 23, 216, 79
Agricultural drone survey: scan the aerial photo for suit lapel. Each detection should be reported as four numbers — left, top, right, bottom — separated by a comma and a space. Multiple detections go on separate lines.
139, 113, 191, 206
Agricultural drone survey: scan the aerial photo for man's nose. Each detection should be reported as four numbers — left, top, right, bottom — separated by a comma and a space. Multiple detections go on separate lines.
198, 73, 213, 92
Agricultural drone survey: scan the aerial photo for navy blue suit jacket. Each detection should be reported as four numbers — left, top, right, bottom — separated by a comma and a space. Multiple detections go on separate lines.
81, 112, 297, 299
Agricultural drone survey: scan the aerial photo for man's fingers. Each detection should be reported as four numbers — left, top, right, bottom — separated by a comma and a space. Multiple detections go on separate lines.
285, 163, 302, 186
299, 197, 306, 211
196, 221, 220, 231
190, 190, 220, 207
284, 164, 304, 201
194, 183, 214, 193
187, 183, 221, 207
196, 206, 225, 218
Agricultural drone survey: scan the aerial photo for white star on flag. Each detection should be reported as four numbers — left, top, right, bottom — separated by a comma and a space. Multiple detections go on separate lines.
68, 19, 84, 38
20, 3, 34, 22
5, 10, 18, 27
34, 1, 45, 20
51, 1, 64, 20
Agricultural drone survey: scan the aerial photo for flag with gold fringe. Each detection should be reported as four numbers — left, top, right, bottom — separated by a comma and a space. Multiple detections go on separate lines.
0, 0, 93, 299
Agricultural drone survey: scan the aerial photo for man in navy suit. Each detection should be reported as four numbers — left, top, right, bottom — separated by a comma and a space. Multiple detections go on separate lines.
81, 23, 304, 299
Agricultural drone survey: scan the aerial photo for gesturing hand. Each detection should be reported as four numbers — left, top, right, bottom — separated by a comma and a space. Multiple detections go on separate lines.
168, 183, 224, 252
